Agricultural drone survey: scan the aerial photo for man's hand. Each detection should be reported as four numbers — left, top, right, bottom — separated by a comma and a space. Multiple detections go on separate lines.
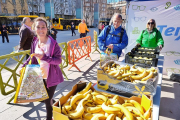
106, 44, 114, 49
20, 48, 23, 50
159, 45, 162, 51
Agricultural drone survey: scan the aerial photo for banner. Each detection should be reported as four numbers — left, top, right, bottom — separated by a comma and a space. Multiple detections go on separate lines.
126, 0, 180, 74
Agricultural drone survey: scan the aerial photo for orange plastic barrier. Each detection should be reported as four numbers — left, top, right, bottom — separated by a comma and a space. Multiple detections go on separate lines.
67, 36, 92, 71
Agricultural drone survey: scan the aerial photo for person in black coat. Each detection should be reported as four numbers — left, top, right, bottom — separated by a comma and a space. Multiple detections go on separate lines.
0, 24, 9, 43
71, 22, 76, 36
49, 25, 58, 40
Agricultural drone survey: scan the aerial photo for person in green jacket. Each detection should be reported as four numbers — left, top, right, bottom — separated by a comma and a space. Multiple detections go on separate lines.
136, 19, 164, 51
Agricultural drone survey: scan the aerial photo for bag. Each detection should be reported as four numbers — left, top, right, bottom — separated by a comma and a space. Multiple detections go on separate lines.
100, 48, 118, 67
14, 54, 49, 103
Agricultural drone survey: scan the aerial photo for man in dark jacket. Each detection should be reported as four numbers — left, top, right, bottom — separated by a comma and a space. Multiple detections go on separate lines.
49, 25, 58, 40
19, 17, 34, 59
1, 24, 9, 43
71, 22, 76, 36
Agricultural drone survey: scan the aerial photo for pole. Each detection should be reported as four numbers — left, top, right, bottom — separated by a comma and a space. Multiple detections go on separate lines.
124, 1, 130, 54
50, 0, 52, 21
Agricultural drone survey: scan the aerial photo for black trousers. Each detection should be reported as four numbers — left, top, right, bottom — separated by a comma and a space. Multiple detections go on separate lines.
80, 33, 86, 38
26, 54, 30, 60
2, 33, 9, 43
71, 29, 76, 36
43, 80, 57, 120
99, 29, 101, 35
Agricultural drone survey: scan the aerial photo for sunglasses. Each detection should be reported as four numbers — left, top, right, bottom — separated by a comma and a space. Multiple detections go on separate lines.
148, 22, 154, 25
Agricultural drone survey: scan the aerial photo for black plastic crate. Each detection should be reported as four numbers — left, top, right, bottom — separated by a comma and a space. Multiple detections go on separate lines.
131, 51, 159, 58
131, 46, 160, 54
125, 52, 158, 68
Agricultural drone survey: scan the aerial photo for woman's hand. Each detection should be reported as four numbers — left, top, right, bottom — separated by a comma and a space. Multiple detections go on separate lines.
34, 53, 44, 59
136, 43, 140, 46
34, 48, 45, 59
106, 44, 114, 49
159, 45, 162, 51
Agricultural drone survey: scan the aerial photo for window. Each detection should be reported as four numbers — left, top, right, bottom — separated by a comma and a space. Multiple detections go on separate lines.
20, 0, 24, 5
2, 0, 6, 3
12, 0, 16, 4
3, 8, 8, 13
13, 9, 17, 14
86, 3, 90, 6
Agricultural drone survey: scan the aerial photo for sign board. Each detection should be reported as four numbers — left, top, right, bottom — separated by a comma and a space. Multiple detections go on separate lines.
126, 0, 180, 74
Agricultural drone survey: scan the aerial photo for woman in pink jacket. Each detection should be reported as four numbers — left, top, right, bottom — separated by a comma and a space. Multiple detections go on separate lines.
22, 17, 64, 120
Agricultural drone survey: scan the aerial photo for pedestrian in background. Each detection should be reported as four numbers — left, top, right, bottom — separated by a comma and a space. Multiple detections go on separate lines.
98, 22, 102, 35
71, 22, 76, 36
102, 23, 105, 30
22, 17, 64, 120
49, 25, 58, 40
78, 19, 90, 38
0, 24, 9, 43
19, 17, 34, 59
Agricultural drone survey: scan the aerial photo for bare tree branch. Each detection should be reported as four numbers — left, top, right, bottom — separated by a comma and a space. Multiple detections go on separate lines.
0, 0, 8, 15
27, 0, 44, 15
7, 0, 17, 15
54, 0, 61, 16
18, 0, 28, 14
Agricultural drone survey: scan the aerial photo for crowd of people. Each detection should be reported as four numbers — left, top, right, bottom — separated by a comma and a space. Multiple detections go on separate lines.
0, 13, 164, 120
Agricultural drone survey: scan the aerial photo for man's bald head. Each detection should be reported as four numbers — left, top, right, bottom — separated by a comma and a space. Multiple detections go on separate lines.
22, 17, 33, 27
112, 13, 122, 29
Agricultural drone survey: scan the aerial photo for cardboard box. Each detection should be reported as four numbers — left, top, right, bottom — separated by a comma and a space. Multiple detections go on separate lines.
53, 82, 153, 120
97, 61, 159, 96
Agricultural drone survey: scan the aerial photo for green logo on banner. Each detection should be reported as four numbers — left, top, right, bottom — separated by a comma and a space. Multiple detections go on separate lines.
166, 68, 180, 73
132, 27, 140, 34
163, 51, 180, 56
165, 2, 171, 9
132, 5, 146, 11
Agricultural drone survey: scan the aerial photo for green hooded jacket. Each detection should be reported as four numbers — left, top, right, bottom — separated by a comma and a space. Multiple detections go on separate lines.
136, 28, 164, 48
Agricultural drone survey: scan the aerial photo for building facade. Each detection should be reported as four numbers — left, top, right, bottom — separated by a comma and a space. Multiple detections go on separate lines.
0, 0, 29, 16
54, 0, 76, 19
83, 0, 107, 26
106, 1, 126, 20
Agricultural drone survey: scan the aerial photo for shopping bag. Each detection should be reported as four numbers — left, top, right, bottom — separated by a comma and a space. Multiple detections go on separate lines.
100, 48, 118, 67
14, 54, 49, 103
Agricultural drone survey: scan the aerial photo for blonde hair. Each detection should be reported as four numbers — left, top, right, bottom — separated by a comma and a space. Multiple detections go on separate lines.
146, 19, 156, 29
32, 17, 48, 30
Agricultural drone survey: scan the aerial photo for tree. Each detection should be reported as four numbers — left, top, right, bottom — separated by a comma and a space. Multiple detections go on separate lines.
18, 0, 28, 15
83, 0, 94, 26
0, 0, 8, 15
69, 0, 76, 19
7, 0, 17, 15
59, 0, 66, 18
54, 0, 61, 17
27, 0, 44, 15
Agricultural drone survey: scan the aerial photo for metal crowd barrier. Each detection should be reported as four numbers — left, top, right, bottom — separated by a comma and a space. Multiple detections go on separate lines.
67, 36, 92, 71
